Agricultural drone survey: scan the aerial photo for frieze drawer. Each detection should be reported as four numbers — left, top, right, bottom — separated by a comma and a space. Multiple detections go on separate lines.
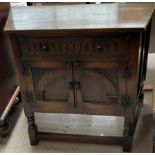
19, 36, 130, 59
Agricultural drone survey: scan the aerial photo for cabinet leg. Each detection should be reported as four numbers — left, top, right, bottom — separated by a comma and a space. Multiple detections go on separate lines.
153, 144, 155, 153
123, 122, 133, 152
153, 136, 155, 153
153, 114, 155, 152
123, 136, 133, 152
27, 116, 38, 145
0, 120, 10, 138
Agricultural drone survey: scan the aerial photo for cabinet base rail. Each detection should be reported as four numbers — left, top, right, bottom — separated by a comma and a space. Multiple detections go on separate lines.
36, 131, 133, 152
38, 132, 123, 145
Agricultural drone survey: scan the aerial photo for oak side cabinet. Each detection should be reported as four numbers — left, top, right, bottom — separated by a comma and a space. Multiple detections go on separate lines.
4, 3, 154, 152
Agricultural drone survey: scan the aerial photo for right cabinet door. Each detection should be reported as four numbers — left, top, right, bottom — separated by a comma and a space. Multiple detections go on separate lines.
73, 61, 128, 114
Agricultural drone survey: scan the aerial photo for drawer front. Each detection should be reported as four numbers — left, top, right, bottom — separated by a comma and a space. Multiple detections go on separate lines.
19, 35, 130, 59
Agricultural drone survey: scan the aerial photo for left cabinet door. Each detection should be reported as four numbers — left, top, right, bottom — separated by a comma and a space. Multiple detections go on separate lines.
28, 61, 75, 109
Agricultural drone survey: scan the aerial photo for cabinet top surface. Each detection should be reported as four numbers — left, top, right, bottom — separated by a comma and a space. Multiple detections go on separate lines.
4, 3, 155, 33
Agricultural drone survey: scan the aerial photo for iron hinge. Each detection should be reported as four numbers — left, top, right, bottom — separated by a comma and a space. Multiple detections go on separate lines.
25, 91, 33, 102
21, 63, 30, 76
122, 96, 130, 109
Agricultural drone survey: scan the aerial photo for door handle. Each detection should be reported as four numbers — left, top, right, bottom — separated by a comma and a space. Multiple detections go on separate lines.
75, 81, 80, 89
68, 81, 74, 89
68, 81, 80, 89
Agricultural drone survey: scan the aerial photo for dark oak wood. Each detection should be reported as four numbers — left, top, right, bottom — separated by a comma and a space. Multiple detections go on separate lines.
0, 3, 20, 137
153, 111, 155, 152
4, 3, 154, 152
27, 115, 38, 145
38, 132, 123, 145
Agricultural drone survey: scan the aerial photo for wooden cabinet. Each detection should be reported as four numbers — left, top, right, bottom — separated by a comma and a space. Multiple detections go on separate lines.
4, 3, 154, 152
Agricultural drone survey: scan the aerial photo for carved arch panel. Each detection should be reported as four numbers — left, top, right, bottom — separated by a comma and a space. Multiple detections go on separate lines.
81, 69, 117, 103
31, 62, 74, 108
74, 61, 124, 108
36, 70, 66, 101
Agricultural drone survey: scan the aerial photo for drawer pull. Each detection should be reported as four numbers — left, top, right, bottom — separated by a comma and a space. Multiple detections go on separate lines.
96, 45, 102, 51
40, 43, 49, 53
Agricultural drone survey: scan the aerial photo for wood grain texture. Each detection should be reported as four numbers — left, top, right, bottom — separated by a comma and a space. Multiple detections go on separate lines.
18, 35, 129, 59
38, 132, 123, 145
4, 3, 154, 33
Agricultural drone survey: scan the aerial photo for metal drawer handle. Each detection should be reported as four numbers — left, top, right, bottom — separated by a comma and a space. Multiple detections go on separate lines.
40, 43, 49, 53
96, 45, 102, 51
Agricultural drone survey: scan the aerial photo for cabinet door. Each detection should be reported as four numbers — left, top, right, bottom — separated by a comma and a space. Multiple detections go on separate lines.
73, 61, 127, 113
30, 61, 75, 108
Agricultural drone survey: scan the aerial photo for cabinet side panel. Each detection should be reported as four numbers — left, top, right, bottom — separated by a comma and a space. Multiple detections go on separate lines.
125, 32, 141, 122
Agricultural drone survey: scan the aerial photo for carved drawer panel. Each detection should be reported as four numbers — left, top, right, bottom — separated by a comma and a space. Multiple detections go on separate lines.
19, 35, 130, 59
